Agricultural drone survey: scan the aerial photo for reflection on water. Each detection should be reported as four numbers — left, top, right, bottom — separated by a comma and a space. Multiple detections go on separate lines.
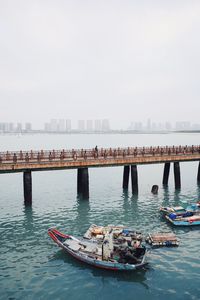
75, 195, 91, 228
162, 186, 170, 205
50, 250, 149, 289
23, 205, 34, 231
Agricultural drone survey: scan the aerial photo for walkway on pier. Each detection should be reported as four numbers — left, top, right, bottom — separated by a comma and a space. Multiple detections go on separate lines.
1, 145, 200, 204
0, 145, 200, 173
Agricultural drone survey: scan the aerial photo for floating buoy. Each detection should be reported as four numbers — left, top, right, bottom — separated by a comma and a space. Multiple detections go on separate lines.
151, 185, 159, 194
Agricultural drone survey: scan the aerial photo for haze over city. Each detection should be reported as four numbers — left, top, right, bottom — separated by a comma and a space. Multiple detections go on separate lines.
0, 0, 200, 129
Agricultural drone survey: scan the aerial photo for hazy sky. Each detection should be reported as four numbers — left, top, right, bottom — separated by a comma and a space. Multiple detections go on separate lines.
0, 0, 200, 129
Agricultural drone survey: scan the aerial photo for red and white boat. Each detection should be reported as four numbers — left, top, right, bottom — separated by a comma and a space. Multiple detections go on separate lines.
48, 228, 148, 271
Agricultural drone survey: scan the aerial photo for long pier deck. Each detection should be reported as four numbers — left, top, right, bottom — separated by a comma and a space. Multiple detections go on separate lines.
1, 145, 200, 203
0, 145, 200, 173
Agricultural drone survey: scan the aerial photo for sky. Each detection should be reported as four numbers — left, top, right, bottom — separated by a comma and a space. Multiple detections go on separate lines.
0, 0, 200, 129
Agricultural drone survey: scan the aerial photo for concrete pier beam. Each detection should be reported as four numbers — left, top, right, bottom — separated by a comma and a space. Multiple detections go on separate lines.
23, 170, 32, 205
131, 165, 138, 194
162, 162, 170, 185
77, 168, 89, 199
174, 162, 181, 189
197, 162, 200, 184
123, 166, 130, 189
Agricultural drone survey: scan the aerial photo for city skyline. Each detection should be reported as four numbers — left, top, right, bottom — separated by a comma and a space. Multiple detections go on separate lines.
1, 118, 200, 133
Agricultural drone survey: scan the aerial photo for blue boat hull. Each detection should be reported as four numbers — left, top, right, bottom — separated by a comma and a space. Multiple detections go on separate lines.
165, 215, 200, 226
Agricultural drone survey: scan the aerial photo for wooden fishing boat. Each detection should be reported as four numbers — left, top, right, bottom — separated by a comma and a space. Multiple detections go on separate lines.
165, 214, 200, 226
48, 228, 148, 271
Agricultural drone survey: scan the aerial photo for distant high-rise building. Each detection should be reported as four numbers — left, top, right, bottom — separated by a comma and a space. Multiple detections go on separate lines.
50, 119, 57, 131
147, 119, 151, 131
58, 119, 65, 131
4, 123, 9, 132
192, 123, 200, 130
0, 123, 6, 132
102, 119, 110, 131
25, 123, 32, 131
78, 120, 85, 131
158, 122, 164, 130
86, 120, 93, 131
66, 119, 71, 131
44, 123, 50, 131
8, 123, 14, 132
16, 123, 22, 132
94, 120, 102, 131
175, 121, 191, 131
151, 122, 157, 131
165, 122, 172, 131
134, 122, 143, 131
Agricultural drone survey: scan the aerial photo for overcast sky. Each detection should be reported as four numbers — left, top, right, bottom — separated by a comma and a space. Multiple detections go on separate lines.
0, 0, 200, 129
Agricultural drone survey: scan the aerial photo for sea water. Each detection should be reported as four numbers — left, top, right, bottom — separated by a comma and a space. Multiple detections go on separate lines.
0, 133, 200, 300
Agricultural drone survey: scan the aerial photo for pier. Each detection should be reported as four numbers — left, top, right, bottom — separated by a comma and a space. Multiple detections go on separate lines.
0, 145, 200, 204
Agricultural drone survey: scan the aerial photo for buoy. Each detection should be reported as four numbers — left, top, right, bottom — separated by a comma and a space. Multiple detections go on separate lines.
151, 185, 159, 194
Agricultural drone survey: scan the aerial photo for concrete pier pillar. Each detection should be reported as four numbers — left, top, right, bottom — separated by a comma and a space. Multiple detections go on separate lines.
123, 166, 130, 189
131, 165, 138, 194
174, 162, 181, 189
197, 162, 200, 184
77, 168, 89, 199
23, 170, 32, 205
162, 162, 170, 185
77, 169, 83, 194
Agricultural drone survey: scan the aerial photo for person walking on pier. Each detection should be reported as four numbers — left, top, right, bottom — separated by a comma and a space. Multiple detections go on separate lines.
37, 152, 41, 162
25, 153, 29, 162
94, 145, 98, 158
13, 153, 17, 163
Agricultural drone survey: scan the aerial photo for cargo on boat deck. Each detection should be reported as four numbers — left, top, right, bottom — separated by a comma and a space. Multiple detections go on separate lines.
48, 228, 148, 271
83, 224, 142, 243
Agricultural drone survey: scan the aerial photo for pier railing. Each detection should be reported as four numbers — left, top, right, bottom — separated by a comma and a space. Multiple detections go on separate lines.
0, 145, 200, 164
1, 145, 200, 203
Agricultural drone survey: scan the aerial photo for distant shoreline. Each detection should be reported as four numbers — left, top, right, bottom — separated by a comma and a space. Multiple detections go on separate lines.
1, 130, 200, 135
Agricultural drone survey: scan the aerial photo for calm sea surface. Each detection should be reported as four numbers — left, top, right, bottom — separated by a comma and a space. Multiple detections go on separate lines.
0, 133, 200, 300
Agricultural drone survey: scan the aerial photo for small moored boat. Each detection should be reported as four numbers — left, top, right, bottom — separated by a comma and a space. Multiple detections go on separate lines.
48, 228, 148, 271
160, 202, 200, 226
160, 202, 200, 216
165, 214, 200, 226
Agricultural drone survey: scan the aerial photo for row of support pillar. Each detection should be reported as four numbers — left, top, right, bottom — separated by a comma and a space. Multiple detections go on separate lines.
123, 161, 200, 192
122, 165, 138, 194
22, 162, 200, 204
162, 162, 181, 189
122, 162, 182, 192
22, 168, 90, 205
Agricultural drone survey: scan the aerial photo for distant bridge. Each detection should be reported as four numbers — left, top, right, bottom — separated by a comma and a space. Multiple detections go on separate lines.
0, 145, 200, 204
